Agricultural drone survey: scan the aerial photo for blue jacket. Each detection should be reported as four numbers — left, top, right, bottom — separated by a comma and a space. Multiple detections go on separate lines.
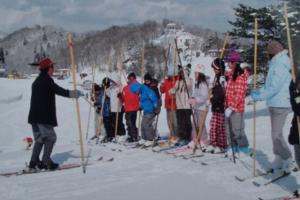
258, 50, 291, 108
130, 82, 158, 113
95, 89, 110, 117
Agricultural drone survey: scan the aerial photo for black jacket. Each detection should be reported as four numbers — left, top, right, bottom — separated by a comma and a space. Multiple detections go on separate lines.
289, 80, 300, 145
28, 71, 70, 126
210, 80, 225, 113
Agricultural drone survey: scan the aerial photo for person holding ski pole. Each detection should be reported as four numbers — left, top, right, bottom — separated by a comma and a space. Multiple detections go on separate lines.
224, 49, 249, 156
251, 40, 294, 172
208, 58, 227, 153
130, 73, 158, 147
28, 57, 83, 171
121, 72, 140, 143
188, 64, 209, 151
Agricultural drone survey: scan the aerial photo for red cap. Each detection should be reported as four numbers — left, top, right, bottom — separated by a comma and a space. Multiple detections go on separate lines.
38, 57, 55, 69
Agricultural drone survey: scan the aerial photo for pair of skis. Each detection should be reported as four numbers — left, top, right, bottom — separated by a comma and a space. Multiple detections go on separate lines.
258, 190, 299, 200
235, 168, 291, 187
0, 155, 114, 178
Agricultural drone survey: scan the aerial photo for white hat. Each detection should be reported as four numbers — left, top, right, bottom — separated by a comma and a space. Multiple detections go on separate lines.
194, 64, 205, 74
240, 62, 250, 69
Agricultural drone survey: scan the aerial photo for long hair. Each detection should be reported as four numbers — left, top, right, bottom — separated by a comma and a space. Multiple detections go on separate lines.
232, 63, 244, 81
195, 73, 208, 88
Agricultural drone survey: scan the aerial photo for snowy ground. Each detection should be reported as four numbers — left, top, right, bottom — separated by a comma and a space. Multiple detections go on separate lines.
0, 77, 299, 200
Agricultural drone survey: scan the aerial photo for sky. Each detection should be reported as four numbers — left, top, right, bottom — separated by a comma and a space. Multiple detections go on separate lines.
0, 0, 280, 34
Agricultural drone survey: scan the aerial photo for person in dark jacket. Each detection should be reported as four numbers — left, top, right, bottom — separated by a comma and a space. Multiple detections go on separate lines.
209, 58, 227, 153
289, 78, 300, 168
28, 57, 83, 170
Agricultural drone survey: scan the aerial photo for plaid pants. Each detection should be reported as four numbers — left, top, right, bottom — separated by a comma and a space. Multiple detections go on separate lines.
210, 112, 227, 149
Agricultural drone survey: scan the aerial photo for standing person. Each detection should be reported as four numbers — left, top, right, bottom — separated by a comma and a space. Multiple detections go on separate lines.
171, 66, 193, 143
289, 78, 300, 170
188, 64, 209, 149
208, 58, 227, 153
101, 77, 114, 142
121, 72, 140, 142
90, 83, 107, 142
130, 73, 158, 147
109, 72, 126, 143
225, 49, 249, 155
251, 40, 293, 172
28, 57, 83, 170
160, 75, 178, 141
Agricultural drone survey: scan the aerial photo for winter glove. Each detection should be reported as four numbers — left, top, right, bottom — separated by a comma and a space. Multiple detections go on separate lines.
187, 97, 197, 106
219, 76, 226, 87
169, 88, 176, 95
69, 90, 84, 99
250, 89, 261, 101
225, 107, 233, 118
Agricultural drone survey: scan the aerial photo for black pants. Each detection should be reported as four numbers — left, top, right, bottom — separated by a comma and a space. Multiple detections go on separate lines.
125, 111, 138, 140
176, 109, 192, 141
103, 116, 114, 139
111, 112, 126, 136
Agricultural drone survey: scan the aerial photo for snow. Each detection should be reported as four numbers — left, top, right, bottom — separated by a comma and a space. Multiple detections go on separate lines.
0, 77, 299, 200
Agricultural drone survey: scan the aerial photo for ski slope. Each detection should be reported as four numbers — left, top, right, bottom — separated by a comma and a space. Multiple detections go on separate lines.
0, 77, 299, 200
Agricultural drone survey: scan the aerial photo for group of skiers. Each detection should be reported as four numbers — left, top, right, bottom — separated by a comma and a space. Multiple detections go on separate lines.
26, 39, 299, 173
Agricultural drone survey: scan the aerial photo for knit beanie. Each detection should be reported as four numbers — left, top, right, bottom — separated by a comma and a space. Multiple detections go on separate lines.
211, 58, 225, 71
266, 40, 284, 56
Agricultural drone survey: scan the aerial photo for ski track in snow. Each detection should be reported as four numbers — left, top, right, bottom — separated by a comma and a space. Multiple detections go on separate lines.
0, 77, 299, 200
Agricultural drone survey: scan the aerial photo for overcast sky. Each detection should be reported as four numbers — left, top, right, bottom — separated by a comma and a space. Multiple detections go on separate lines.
0, 0, 280, 34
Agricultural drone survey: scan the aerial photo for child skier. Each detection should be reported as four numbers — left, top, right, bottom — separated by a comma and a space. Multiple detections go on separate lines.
90, 83, 107, 142
188, 64, 209, 150
160, 74, 178, 141
121, 72, 140, 142
130, 73, 158, 147
225, 49, 249, 155
208, 58, 227, 153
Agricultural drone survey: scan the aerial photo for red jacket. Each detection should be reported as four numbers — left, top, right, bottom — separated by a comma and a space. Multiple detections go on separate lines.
122, 80, 140, 112
160, 76, 178, 110
225, 70, 249, 113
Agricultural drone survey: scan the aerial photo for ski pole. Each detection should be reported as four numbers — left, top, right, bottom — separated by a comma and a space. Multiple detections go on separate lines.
85, 63, 97, 140
174, 38, 200, 150
67, 33, 86, 173
252, 18, 258, 177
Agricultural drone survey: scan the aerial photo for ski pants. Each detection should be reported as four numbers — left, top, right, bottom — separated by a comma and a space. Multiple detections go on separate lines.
30, 123, 56, 165
125, 111, 138, 140
141, 112, 156, 141
192, 109, 209, 145
225, 112, 249, 147
210, 112, 227, 149
103, 116, 114, 139
111, 112, 126, 136
176, 109, 192, 141
269, 107, 292, 160
166, 109, 178, 137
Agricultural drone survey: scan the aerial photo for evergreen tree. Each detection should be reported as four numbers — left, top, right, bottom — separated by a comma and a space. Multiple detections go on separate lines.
281, 0, 300, 64
228, 4, 283, 74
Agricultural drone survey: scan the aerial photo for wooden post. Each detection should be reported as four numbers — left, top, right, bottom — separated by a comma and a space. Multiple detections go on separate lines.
284, 3, 300, 145
67, 33, 86, 173
85, 63, 97, 140
137, 47, 145, 140
114, 55, 123, 140
253, 18, 258, 177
